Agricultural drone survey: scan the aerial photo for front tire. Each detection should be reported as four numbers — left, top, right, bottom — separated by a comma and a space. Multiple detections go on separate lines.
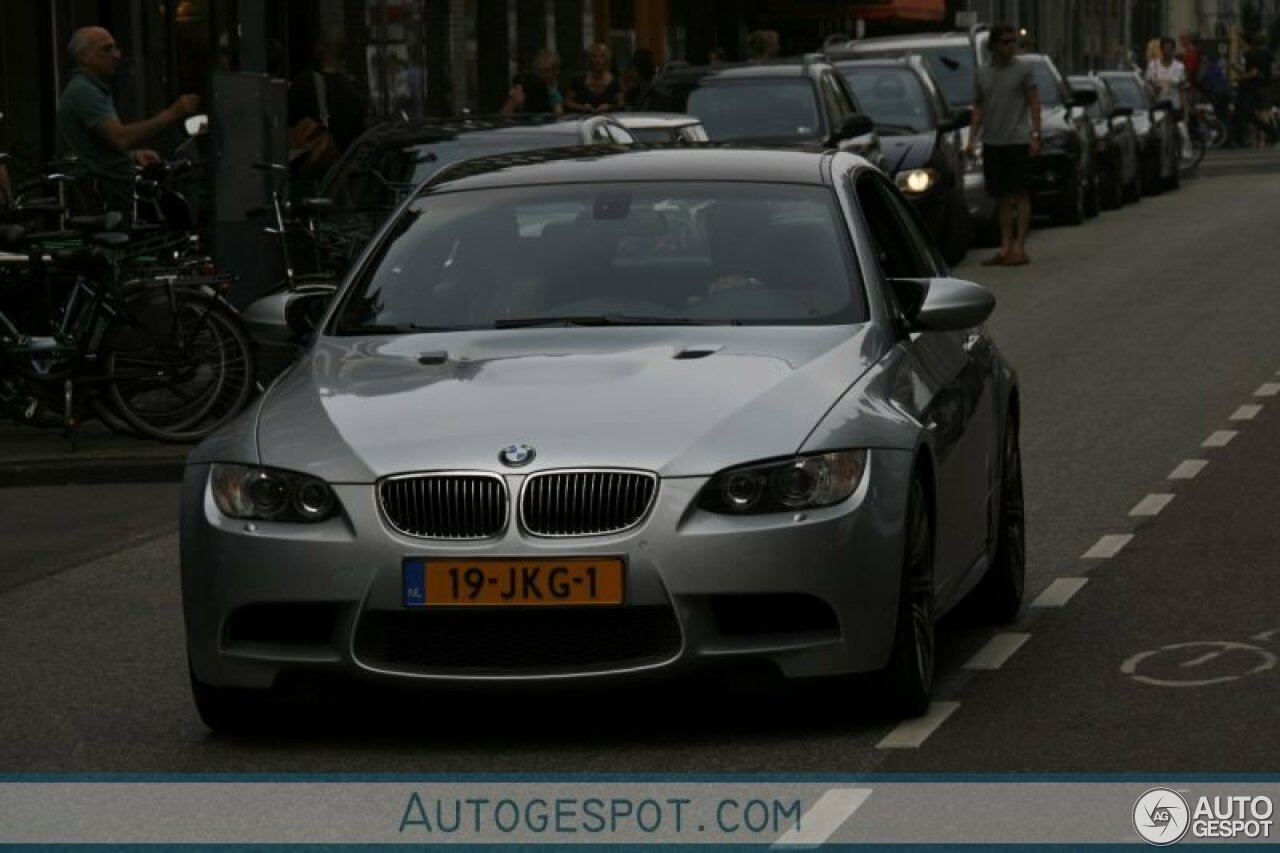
1055, 166, 1086, 225
967, 415, 1026, 623
876, 475, 935, 717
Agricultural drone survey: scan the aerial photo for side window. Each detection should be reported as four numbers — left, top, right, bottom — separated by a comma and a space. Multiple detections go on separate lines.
589, 122, 613, 144
605, 122, 634, 144
853, 173, 937, 281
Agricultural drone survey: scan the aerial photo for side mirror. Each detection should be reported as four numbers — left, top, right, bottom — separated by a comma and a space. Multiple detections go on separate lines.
892, 276, 995, 331
1070, 89, 1098, 108
184, 114, 209, 137
834, 113, 875, 143
1110, 105, 1134, 118
942, 107, 973, 131
243, 283, 337, 346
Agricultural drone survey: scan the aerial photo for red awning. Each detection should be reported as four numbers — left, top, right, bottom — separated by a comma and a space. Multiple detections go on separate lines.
853, 0, 946, 21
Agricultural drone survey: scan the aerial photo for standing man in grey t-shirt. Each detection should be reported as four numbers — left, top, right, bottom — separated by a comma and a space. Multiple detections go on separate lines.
56, 27, 200, 214
964, 24, 1041, 266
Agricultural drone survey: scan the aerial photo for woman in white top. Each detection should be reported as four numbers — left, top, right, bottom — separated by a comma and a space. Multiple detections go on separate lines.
1145, 36, 1189, 123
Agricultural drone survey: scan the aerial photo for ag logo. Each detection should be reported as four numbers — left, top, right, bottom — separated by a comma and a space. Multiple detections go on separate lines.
498, 444, 536, 467
1134, 788, 1190, 845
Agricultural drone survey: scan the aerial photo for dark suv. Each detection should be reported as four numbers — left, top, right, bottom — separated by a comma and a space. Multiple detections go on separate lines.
837, 26, 995, 236
639, 56, 882, 169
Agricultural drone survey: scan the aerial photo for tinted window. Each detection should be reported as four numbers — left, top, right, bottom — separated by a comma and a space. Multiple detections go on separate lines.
904, 46, 975, 109
630, 127, 677, 142
683, 80, 822, 141
1029, 62, 1064, 107
841, 67, 933, 132
335, 182, 866, 332
1104, 76, 1147, 110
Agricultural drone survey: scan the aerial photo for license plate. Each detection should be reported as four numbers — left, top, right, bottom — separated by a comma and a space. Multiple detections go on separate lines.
403, 557, 625, 606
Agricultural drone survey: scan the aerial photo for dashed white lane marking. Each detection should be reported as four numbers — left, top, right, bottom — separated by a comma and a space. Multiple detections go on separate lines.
1231, 404, 1262, 421
963, 633, 1031, 670
1202, 430, 1238, 447
772, 788, 873, 848
1081, 534, 1134, 559
1031, 578, 1089, 608
1255, 383, 1280, 397
1168, 460, 1208, 480
876, 701, 961, 749
1130, 493, 1174, 517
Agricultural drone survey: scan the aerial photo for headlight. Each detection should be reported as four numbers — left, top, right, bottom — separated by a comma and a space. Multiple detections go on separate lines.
210, 463, 339, 523
699, 450, 868, 515
896, 168, 939, 194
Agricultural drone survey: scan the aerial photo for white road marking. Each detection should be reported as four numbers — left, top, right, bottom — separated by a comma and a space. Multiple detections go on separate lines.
1081, 534, 1133, 559
1202, 430, 1237, 447
1122, 641, 1277, 687
772, 788, 873, 848
876, 701, 960, 749
1168, 460, 1208, 480
1031, 578, 1088, 608
1231, 404, 1262, 421
1253, 630, 1279, 642
1129, 493, 1174, 517
1255, 383, 1280, 397
963, 633, 1031, 670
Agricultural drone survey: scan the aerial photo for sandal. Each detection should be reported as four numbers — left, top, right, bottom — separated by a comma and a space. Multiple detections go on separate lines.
981, 252, 1010, 266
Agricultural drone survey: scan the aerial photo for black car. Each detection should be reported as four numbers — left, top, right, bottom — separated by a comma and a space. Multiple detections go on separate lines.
830, 54, 972, 264
1022, 54, 1099, 225
1068, 75, 1141, 208
639, 56, 882, 169
1094, 70, 1179, 194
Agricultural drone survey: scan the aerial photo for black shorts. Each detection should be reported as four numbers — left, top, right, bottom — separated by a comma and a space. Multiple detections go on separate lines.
983, 144, 1031, 197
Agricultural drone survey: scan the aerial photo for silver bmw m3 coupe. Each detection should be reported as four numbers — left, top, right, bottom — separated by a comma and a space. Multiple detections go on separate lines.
181, 146, 1024, 732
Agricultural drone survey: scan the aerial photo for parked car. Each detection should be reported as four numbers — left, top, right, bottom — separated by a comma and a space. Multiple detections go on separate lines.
837, 26, 995, 237
1094, 70, 1179, 194
639, 56, 885, 170
830, 54, 972, 265
613, 112, 709, 143
246, 114, 636, 384
182, 146, 1024, 732
1068, 74, 1141, 208
1021, 54, 1099, 225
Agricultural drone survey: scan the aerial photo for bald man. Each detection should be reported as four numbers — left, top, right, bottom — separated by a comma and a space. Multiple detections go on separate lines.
56, 26, 200, 212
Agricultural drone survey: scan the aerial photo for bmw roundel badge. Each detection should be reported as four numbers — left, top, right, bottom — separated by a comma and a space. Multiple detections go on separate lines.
499, 444, 536, 467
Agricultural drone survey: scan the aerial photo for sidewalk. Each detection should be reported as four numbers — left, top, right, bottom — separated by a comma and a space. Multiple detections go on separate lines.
0, 421, 191, 487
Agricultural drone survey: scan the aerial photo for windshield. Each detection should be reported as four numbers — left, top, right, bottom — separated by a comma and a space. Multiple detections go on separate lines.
1029, 62, 1064, 107
915, 47, 976, 108
1105, 76, 1147, 110
675, 80, 822, 142
334, 182, 866, 333
841, 67, 933, 132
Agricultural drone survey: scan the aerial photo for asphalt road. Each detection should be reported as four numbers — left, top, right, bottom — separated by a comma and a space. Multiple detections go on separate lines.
2, 155, 1278, 773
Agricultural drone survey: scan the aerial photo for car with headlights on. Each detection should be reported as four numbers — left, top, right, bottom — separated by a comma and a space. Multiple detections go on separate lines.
1068, 75, 1141, 208
182, 146, 1024, 732
1021, 54, 1099, 225
829, 54, 972, 265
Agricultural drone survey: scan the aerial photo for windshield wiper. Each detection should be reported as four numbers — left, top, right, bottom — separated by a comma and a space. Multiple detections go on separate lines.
494, 314, 713, 329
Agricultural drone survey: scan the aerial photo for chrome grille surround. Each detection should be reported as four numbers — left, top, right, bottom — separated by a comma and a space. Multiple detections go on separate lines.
377, 471, 509, 540
519, 469, 658, 538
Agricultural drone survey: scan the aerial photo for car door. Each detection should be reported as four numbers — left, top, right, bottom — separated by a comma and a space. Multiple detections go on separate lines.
854, 171, 997, 591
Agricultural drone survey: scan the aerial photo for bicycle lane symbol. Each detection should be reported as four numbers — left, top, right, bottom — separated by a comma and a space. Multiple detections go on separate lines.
1121, 629, 1279, 687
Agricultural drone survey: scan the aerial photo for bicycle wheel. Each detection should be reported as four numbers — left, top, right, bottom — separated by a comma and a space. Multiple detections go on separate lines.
105, 292, 256, 442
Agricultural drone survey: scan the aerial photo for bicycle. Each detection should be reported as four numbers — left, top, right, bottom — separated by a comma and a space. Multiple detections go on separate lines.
0, 212, 255, 444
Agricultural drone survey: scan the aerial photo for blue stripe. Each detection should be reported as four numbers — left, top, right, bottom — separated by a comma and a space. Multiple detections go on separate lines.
2, 772, 1280, 783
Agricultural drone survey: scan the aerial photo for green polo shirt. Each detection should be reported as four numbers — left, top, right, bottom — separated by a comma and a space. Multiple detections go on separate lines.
56, 70, 134, 211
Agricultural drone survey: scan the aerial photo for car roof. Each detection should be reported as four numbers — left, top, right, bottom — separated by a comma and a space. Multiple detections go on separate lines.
843, 31, 977, 51
613, 112, 703, 129
653, 58, 830, 84
421, 146, 834, 194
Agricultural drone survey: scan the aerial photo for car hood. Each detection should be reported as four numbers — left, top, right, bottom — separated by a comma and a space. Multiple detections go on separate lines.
879, 131, 936, 174
255, 326, 886, 482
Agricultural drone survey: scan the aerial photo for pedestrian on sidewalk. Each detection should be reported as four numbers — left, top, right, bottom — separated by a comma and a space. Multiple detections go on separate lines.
965, 22, 1040, 267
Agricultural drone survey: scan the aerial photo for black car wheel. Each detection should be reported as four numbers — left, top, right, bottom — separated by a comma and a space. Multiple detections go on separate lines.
966, 414, 1026, 623
1083, 162, 1101, 218
1055, 165, 1086, 225
940, 188, 973, 267
1122, 161, 1142, 204
877, 475, 935, 717
1101, 158, 1124, 210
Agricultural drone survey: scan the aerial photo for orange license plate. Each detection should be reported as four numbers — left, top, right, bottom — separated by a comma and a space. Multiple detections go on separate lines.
403, 557, 625, 606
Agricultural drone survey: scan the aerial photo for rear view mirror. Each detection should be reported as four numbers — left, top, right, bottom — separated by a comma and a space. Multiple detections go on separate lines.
942, 107, 972, 131
835, 113, 875, 143
184, 114, 209, 137
892, 276, 995, 332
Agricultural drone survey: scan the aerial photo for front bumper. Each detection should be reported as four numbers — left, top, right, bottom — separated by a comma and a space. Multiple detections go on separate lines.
180, 451, 915, 691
